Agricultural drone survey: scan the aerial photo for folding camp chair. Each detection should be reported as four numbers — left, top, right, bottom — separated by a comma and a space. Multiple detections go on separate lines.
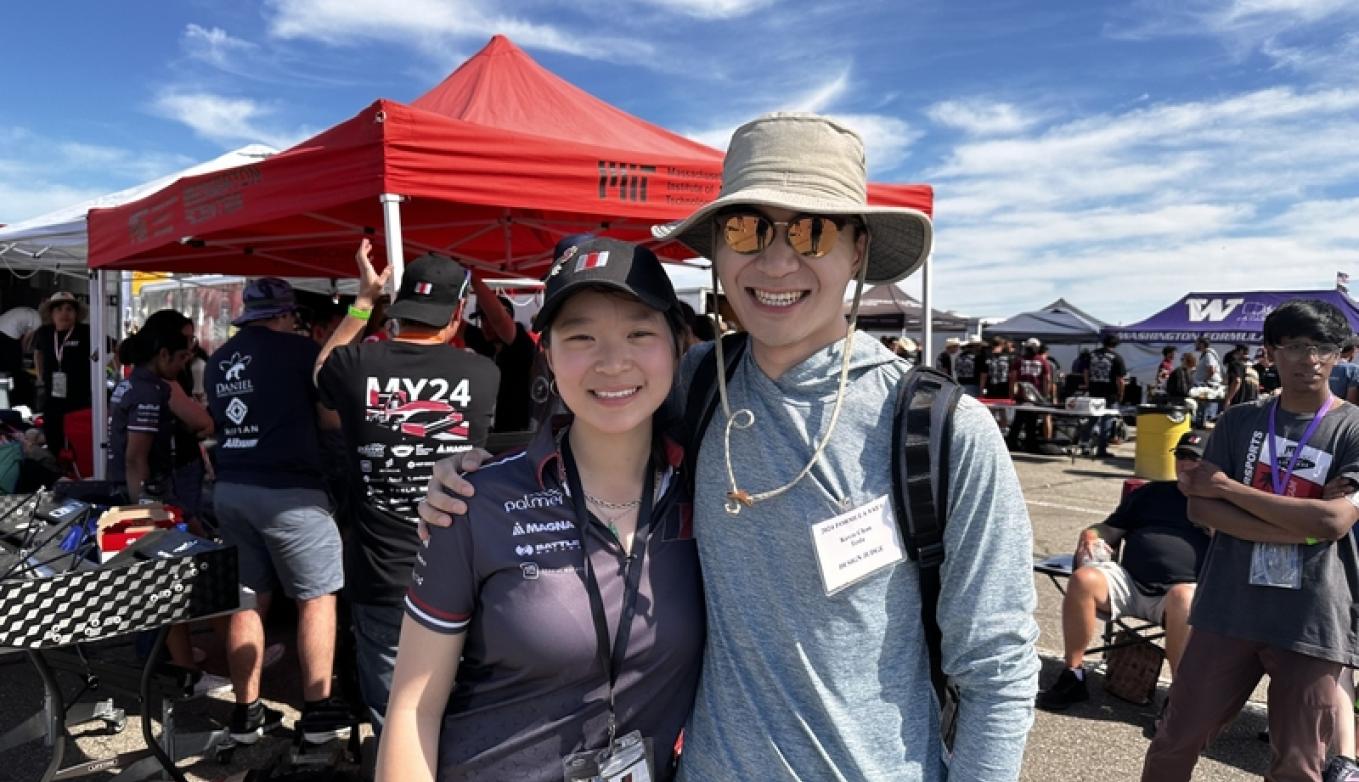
1034, 553, 1167, 656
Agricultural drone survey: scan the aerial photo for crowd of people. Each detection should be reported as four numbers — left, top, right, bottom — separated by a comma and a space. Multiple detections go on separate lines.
3, 111, 1359, 782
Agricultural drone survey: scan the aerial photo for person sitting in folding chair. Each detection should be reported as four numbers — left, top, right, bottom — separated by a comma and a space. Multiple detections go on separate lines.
1038, 431, 1212, 710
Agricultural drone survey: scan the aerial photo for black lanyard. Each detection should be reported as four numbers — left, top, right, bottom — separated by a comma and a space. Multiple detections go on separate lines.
561, 434, 655, 748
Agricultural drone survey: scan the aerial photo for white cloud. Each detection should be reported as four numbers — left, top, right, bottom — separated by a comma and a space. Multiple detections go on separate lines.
630, 0, 776, 19
926, 99, 1041, 136
0, 129, 195, 224
923, 83, 1359, 321
264, 0, 654, 63
182, 24, 257, 69
151, 91, 311, 149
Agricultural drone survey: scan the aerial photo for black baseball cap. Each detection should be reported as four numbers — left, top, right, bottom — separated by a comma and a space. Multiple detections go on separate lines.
1172, 430, 1206, 458
532, 237, 679, 332
386, 252, 470, 328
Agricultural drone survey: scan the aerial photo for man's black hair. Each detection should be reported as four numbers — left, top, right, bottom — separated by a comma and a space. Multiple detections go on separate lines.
1162, 345, 1176, 357
1102, 333, 1119, 348
1262, 299, 1352, 347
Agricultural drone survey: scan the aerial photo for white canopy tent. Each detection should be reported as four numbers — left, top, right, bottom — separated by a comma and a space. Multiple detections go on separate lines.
0, 145, 276, 478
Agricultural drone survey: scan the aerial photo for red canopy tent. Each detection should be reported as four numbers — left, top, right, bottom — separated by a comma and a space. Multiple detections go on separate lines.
88, 34, 932, 281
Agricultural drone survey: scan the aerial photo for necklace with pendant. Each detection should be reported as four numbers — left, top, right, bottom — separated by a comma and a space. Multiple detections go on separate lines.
585, 493, 640, 540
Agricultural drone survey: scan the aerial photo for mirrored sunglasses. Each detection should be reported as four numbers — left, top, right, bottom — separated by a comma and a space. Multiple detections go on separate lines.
716, 211, 859, 259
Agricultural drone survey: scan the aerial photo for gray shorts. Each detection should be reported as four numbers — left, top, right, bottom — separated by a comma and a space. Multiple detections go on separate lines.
1090, 561, 1178, 625
214, 482, 344, 601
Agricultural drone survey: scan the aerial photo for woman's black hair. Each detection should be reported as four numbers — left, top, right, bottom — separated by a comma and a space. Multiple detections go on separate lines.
1262, 299, 1352, 347
118, 309, 192, 366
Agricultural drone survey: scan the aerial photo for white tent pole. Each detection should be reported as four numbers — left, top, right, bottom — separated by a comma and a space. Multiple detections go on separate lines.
921, 251, 934, 365
89, 270, 110, 479
380, 194, 406, 291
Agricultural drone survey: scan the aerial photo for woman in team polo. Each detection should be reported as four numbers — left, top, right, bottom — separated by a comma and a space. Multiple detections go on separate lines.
377, 237, 703, 782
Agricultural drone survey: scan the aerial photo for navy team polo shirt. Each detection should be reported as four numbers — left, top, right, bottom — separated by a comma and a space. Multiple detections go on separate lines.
405, 423, 703, 781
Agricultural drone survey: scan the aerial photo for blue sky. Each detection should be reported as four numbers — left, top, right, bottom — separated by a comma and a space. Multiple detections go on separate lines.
3, 0, 1358, 323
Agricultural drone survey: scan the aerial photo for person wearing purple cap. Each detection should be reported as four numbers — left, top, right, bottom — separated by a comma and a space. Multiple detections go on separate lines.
377, 237, 702, 782
207, 277, 351, 744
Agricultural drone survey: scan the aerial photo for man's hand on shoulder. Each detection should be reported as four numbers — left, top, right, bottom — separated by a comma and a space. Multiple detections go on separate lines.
417, 448, 492, 541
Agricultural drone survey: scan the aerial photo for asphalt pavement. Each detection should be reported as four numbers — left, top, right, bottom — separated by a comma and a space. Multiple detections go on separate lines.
0, 438, 1273, 781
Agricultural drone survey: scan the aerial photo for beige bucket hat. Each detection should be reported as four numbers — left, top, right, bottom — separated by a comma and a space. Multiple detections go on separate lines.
654, 112, 933, 284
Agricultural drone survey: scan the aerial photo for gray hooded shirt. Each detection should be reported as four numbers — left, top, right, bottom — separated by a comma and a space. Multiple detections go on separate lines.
675, 334, 1039, 781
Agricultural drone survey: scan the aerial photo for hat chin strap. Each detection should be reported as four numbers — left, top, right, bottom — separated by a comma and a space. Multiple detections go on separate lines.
712, 232, 873, 515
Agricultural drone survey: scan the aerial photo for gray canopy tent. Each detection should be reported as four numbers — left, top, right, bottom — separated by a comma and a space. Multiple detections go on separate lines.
986, 298, 1107, 345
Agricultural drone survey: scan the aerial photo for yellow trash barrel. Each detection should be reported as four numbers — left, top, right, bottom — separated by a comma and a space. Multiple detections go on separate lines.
1134, 404, 1191, 480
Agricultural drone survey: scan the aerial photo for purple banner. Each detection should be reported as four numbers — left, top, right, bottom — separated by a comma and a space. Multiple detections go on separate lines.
1104, 290, 1359, 344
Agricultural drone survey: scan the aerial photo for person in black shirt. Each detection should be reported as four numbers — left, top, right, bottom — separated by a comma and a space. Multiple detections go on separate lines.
109, 311, 201, 502
463, 293, 536, 433
109, 309, 222, 690
33, 291, 92, 453
936, 337, 961, 379
1083, 334, 1127, 456
208, 278, 350, 745
1039, 432, 1212, 710
954, 341, 981, 396
316, 240, 498, 735
978, 335, 1016, 399
1253, 347, 1281, 394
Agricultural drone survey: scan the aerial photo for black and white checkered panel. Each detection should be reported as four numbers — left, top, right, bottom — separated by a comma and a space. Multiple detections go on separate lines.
0, 546, 238, 649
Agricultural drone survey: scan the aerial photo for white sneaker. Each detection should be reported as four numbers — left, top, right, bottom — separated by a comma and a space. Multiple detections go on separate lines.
190, 671, 234, 699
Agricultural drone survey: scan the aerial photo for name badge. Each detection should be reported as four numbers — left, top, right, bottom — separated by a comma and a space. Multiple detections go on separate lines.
810, 494, 906, 596
51, 371, 68, 400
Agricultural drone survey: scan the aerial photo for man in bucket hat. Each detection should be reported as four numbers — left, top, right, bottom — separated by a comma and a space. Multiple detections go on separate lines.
420, 113, 1039, 780
207, 277, 353, 745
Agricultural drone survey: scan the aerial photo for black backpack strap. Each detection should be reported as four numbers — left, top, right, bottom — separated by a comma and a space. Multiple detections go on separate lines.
890, 364, 963, 751
682, 333, 749, 492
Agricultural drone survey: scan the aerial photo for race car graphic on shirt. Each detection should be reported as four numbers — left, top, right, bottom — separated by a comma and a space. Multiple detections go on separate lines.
365, 389, 470, 441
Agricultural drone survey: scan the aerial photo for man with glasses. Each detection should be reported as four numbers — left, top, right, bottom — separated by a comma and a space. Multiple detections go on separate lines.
421, 114, 1038, 781
1142, 299, 1359, 782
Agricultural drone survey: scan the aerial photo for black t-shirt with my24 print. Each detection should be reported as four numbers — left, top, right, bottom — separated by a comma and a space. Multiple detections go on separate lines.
317, 340, 499, 606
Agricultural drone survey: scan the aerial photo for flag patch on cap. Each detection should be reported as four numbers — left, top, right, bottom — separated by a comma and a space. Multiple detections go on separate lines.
414, 281, 433, 295
574, 252, 609, 272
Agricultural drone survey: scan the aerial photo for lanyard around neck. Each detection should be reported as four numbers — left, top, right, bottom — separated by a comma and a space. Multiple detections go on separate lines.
53, 327, 75, 365
1267, 396, 1333, 496
560, 434, 655, 747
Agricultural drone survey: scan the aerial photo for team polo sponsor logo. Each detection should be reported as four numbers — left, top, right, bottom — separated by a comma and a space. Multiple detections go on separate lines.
222, 437, 259, 449
364, 377, 474, 442
215, 352, 255, 395
357, 443, 385, 458
359, 460, 372, 473
514, 540, 581, 558
510, 519, 576, 536
225, 397, 249, 425
503, 489, 565, 513
520, 562, 540, 580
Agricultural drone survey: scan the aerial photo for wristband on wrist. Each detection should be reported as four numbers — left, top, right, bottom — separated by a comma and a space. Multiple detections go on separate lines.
348, 305, 373, 321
